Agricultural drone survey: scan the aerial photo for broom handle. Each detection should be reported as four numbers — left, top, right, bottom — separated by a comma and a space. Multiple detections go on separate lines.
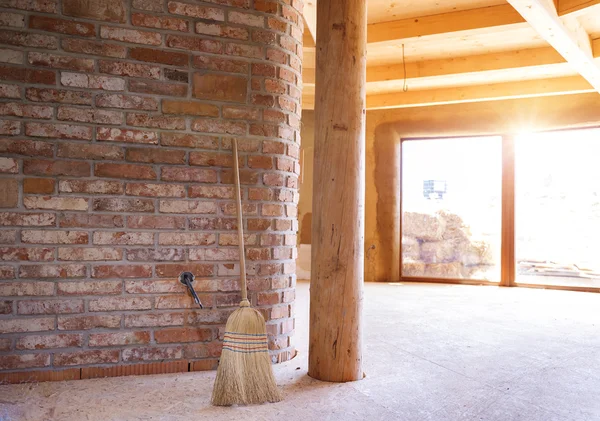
232, 139, 249, 306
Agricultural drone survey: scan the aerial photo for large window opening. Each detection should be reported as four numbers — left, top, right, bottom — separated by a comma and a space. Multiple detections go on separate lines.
400, 127, 600, 292
401, 137, 502, 282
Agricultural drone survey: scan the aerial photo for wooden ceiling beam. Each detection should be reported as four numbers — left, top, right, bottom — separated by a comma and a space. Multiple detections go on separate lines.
367, 4, 526, 46
303, 47, 568, 85
302, 0, 317, 44
302, 76, 594, 110
507, 0, 600, 92
558, 0, 600, 16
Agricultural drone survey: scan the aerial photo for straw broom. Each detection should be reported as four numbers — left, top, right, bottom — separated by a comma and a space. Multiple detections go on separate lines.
211, 139, 283, 406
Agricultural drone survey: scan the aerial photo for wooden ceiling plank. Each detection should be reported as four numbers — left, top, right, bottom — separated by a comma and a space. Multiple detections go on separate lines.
507, 0, 600, 92
302, 47, 567, 85
367, 4, 525, 45
302, 76, 594, 110
558, 0, 600, 16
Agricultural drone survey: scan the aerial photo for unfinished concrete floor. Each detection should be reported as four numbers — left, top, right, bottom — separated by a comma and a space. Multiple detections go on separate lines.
2, 281, 600, 421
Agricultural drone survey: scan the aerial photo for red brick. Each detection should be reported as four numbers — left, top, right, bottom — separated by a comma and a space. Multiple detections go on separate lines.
125, 279, 186, 294
124, 313, 184, 328
267, 48, 286, 64
96, 93, 158, 110
93, 231, 154, 245
29, 15, 95, 36
0, 139, 54, 157
130, 47, 188, 66
164, 68, 188, 82
126, 247, 185, 261
247, 218, 272, 231
97, 127, 158, 144
162, 100, 219, 117
0, 247, 53, 261
262, 204, 283, 216
54, 349, 120, 366
192, 73, 247, 103
279, 67, 296, 83
155, 327, 213, 343
0, 119, 19, 135
62, 0, 126, 22
59, 179, 123, 194
126, 113, 186, 130
278, 96, 296, 112
127, 215, 185, 230
1, 317, 54, 333
166, 34, 222, 53
3, 0, 56, 12
0, 65, 55, 85
252, 28, 277, 44
161, 133, 219, 149
0, 354, 50, 370
93, 197, 155, 213
89, 296, 152, 312
185, 343, 222, 360
229, 11, 264, 27
0, 231, 17, 244
25, 122, 92, 140
0, 301, 12, 314
247, 247, 271, 260
95, 163, 157, 180
89, 331, 150, 347
62, 38, 127, 58
122, 346, 183, 361
59, 214, 124, 228
248, 187, 273, 201
92, 264, 152, 279
24, 159, 90, 177
57, 106, 123, 125
189, 151, 237, 167
58, 248, 123, 261
248, 155, 273, 169
28, 52, 94, 72
263, 109, 286, 124
195, 22, 248, 40
192, 118, 246, 135
255, 0, 278, 13
223, 105, 260, 120
100, 25, 161, 45
132, 0, 163, 11
0, 29, 57, 49
26, 87, 91, 104
17, 299, 84, 314
125, 182, 185, 197
23, 196, 89, 211
57, 143, 124, 161
132, 12, 188, 31
220, 168, 259, 185
58, 315, 121, 330
0, 212, 55, 226
0, 281, 53, 295
0, 102, 52, 119
193, 55, 248, 74
252, 64, 276, 78
21, 230, 87, 244
16, 333, 82, 350
99, 60, 160, 79
0, 178, 17, 207
188, 186, 233, 199
161, 167, 217, 182
0, 83, 20, 98
129, 80, 187, 97
189, 248, 239, 261
159, 200, 217, 214
226, 42, 263, 59
155, 263, 214, 277
167, 2, 224, 20
261, 233, 282, 246
251, 94, 275, 107
188, 217, 236, 230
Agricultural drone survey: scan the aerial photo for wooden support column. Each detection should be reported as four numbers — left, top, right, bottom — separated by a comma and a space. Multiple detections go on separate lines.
501, 135, 516, 287
308, 0, 366, 382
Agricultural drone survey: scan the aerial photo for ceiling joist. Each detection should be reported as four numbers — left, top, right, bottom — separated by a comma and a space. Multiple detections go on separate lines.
504, 0, 600, 92
558, 0, 600, 16
302, 76, 595, 110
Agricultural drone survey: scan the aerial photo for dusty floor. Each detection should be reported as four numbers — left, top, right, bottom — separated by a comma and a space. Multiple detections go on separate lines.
1, 281, 600, 421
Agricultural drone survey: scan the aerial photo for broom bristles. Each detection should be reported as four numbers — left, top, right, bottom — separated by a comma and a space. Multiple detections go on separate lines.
211, 305, 282, 406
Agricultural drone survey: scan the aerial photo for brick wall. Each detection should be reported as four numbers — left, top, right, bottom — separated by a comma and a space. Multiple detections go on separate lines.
0, 0, 301, 379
